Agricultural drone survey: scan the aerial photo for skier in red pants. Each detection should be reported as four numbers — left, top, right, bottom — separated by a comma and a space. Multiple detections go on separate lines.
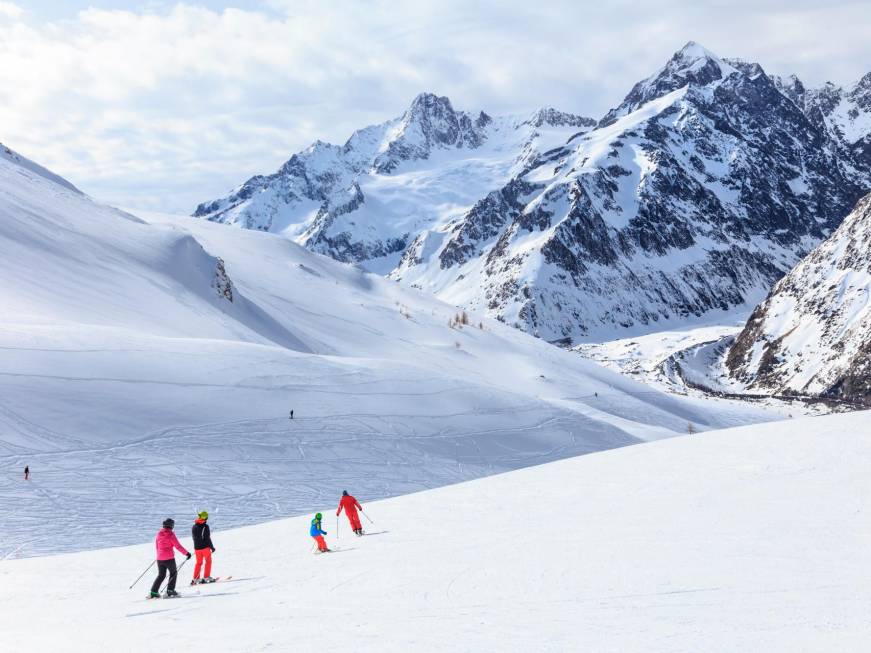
337, 490, 364, 536
310, 513, 330, 552
191, 511, 216, 585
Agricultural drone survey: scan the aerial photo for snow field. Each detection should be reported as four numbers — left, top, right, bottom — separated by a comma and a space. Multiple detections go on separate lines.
0, 151, 779, 556
1, 411, 869, 651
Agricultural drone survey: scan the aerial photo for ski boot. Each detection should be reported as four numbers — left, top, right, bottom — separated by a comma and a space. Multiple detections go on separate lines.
149, 590, 160, 599
202, 577, 216, 584
165, 589, 181, 598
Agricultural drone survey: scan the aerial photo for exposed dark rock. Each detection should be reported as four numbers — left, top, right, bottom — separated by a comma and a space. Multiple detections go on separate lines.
725, 192, 871, 405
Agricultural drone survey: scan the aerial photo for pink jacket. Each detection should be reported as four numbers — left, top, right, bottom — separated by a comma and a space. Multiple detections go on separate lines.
155, 528, 189, 561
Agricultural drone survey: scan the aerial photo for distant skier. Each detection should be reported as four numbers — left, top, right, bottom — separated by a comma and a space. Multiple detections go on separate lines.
337, 490, 364, 536
310, 512, 330, 552
23, 465, 29, 481
289, 409, 294, 420
191, 511, 216, 585
149, 518, 191, 598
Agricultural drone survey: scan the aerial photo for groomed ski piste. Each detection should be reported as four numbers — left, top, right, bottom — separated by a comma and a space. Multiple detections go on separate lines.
2, 411, 869, 651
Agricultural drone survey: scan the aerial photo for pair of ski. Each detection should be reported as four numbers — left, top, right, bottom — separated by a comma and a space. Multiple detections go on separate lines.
146, 576, 233, 599
190, 576, 228, 586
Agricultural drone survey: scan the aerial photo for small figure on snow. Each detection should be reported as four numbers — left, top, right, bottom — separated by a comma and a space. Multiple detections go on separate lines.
191, 511, 216, 585
337, 490, 364, 536
149, 518, 191, 598
289, 409, 294, 420
310, 512, 330, 552
23, 465, 29, 481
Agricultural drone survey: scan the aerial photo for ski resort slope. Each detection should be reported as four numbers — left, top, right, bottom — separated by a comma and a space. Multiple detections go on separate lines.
0, 146, 779, 556
2, 411, 869, 651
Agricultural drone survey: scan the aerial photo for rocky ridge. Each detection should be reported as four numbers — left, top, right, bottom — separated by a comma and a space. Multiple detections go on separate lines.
195, 42, 871, 343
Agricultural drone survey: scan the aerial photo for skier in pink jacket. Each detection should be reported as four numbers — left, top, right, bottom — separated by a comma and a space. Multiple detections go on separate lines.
149, 518, 191, 598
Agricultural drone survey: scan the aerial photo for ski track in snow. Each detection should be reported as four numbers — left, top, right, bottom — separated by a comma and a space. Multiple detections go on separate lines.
2, 412, 870, 651
0, 408, 629, 557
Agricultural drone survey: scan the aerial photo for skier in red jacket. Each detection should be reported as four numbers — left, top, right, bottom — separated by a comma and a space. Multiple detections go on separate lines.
337, 490, 364, 536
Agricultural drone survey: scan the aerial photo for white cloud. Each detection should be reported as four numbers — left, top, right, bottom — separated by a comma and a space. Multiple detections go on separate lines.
0, 0, 868, 212
0, 2, 23, 19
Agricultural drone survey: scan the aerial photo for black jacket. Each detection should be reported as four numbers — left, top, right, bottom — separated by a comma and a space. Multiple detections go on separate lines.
192, 520, 214, 551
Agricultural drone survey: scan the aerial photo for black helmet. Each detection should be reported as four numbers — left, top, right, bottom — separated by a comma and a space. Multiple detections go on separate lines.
342, 490, 348, 496
163, 518, 175, 529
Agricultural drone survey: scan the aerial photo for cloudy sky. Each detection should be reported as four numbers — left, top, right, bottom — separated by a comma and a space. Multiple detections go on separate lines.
1, 0, 868, 212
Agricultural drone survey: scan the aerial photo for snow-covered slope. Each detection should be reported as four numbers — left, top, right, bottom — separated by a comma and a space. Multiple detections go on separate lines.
0, 146, 774, 556
194, 43, 870, 343
1, 142, 82, 194
724, 192, 871, 404
3, 411, 869, 651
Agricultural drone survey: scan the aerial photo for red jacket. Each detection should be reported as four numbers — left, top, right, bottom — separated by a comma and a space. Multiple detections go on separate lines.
337, 494, 362, 516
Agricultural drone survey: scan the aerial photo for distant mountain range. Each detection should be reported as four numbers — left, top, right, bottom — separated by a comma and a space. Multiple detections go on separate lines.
194, 42, 871, 344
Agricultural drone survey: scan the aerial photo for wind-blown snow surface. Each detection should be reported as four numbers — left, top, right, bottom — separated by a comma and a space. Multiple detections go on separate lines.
0, 147, 776, 556
2, 412, 870, 651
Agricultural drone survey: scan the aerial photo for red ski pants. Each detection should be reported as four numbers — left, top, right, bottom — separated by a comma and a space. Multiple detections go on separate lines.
344, 510, 362, 531
313, 535, 328, 551
193, 548, 212, 579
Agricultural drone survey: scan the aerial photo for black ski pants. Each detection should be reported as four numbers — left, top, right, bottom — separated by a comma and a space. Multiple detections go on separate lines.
150, 558, 178, 593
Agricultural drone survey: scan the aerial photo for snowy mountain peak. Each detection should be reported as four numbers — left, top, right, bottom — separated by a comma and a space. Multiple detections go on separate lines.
657, 39, 736, 81
373, 93, 487, 173
405, 92, 455, 120
306, 139, 338, 153
601, 41, 737, 124
672, 40, 723, 67
525, 107, 596, 129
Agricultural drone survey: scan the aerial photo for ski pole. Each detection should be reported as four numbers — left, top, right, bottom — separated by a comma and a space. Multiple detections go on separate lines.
337, 515, 340, 539
160, 556, 191, 593
129, 560, 156, 589
361, 510, 374, 524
